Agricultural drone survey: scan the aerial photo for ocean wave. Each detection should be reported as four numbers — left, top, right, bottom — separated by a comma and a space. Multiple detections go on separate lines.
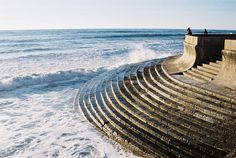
0, 44, 169, 92
110, 44, 173, 68
0, 48, 52, 55
22, 47, 52, 52
0, 68, 107, 91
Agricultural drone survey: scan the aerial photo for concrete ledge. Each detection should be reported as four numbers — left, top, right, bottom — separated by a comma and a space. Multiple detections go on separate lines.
163, 34, 236, 74
185, 35, 198, 45
225, 40, 236, 51
214, 40, 236, 89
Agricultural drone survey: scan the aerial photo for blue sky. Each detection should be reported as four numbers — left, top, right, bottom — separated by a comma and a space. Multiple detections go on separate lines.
0, 0, 235, 30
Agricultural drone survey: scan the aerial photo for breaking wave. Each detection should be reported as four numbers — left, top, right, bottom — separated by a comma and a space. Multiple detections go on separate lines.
0, 29, 185, 158
0, 68, 107, 91
0, 43, 173, 92
111, 44, 172, 68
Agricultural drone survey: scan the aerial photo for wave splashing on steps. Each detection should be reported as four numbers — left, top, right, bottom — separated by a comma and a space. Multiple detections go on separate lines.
0, 29, 185, 157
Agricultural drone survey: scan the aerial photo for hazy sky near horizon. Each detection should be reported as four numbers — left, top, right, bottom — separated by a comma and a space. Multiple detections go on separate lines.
0, 0, 235, 30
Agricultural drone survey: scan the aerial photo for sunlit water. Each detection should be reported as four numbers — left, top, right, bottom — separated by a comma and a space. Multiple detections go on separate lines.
1, 29, 233, 158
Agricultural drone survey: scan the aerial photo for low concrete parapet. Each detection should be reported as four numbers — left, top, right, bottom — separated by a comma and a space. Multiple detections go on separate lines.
214, 40, 236, 89
163, 34, 236, 74
225, 39, 236, 51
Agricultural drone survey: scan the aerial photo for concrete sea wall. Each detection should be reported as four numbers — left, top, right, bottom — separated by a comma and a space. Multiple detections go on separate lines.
163, 34, 236, 74
214, 40, 236, 89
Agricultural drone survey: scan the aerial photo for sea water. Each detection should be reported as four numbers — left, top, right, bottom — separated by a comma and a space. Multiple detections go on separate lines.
0, 29, 232, 158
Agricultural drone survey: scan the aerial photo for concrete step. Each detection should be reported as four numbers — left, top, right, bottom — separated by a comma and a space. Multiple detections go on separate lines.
137, 66, 220, 126
183, 71, 208, 83
76, 59, 236, 157
209, 62, 222, 68
216, 60, 222, 64
96, 82, 153, 156
133, 65, 233, 153
85, 84, 104, 129
202, 63, 220, 72
156, 65, 226, 107
161, 64, 236, 110
197, 66, 219, 75
79, 74, 157, 157
151, 66, 235, 119
144, 66, 233, 124
152, 65, 235, 118
109, 80, 196, 157
118, 67, 224, 156
144, 67, 236, 150
185, 70, 212, 82
127, 66, 208, 134
136, 66, 222, 130
79, 80, 129, 150
78, 80, 96, 124
191, 68, 216, 78
102, 81, 176, 157
99, 80, 161, 157
126, 67, 231, 152
84, 79, 119, 133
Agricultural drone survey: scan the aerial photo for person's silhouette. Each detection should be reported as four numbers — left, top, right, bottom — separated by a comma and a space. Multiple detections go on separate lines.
204, 29, 208, 35
186, 27, 192, 35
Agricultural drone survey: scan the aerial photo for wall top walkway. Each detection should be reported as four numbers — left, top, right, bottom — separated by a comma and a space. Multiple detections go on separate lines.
185, 34, 236, 46
214, 39, 236, 90
224, 40, 236, 51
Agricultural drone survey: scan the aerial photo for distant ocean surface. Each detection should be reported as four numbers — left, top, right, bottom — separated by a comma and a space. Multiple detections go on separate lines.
0, 29, 234, 158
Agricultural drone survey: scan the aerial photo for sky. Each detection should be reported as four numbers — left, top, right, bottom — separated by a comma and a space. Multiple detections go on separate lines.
0, 0, 235, 30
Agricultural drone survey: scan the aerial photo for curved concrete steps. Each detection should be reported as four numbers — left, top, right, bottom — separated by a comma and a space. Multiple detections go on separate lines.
80, 71, 155, 156
183, 60, 221, 83
75, 59, 236, 157
150, 66, 235, 121
138, 65, 236, 145
154, 66, 236, 118
123, 65, 231, 155
161, 64, 236, 105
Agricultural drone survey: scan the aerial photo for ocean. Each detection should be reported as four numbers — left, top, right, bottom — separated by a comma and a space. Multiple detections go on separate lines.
0, 29, 233, 158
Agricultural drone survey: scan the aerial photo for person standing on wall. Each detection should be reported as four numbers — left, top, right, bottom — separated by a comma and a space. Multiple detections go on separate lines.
186, 27, 192, 35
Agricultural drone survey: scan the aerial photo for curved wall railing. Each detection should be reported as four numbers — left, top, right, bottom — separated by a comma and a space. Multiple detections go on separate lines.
214, 40, 236, 89
163, 34, 236, 74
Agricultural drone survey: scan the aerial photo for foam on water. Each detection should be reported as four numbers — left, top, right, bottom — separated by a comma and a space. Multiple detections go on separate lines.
0, 29, 185, 158
0, 43, 173, 92
0, 87, 136, 158
120, 44, 172, 65
0, 68, 106, 91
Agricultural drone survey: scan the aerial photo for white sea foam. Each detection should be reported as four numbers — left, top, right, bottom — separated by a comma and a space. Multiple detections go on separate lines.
0, 88, 137, 158
0, 43, 172, 92
0, 29, 184, 158
0, 44, 165, 157
0, 68, 106, 91
127, 44, 172, 63
111, 44, 172, 68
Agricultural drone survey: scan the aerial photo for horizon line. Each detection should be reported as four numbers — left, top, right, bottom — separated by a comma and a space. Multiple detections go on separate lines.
0, 27, 236, 32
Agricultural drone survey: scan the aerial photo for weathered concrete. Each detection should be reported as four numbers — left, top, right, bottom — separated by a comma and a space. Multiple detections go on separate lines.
214, 40, 236, 89
75, 34, 236, 158
163, 34, 236, 74
225, 40, 236, 51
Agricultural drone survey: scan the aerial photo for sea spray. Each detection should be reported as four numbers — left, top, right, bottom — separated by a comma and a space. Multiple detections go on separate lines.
111, 44, 172, 68
0, 68, 107, 91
